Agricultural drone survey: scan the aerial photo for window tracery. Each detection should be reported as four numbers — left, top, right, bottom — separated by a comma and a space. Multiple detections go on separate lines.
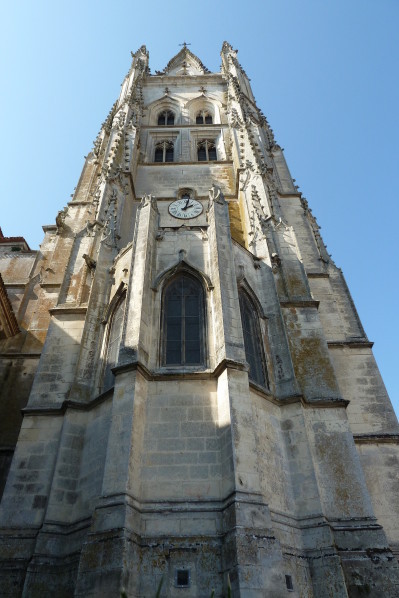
197, 140, 217, 161
155, 141, 174, 162
195, 110, 213, 124
162, 273, 205, 367
158, 110, 175, 125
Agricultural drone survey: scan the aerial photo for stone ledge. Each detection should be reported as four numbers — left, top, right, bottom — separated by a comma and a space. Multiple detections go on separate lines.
328, 340, 373, 349
0, 353, 41, 359
301, 396, 349, 409
307, 272, 330, 278
49, 306, 87, 315
113, 357, 248, 381
142, 123, 229, 129
280, 300, 320, 309
22, 388, 114, 416
353, 434, 399, 445
139, 160, 233, 166
40, 282, 62, 288
277, 192, 303, 198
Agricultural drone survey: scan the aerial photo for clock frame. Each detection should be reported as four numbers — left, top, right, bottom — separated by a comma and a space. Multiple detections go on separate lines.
168, 197, 203, 219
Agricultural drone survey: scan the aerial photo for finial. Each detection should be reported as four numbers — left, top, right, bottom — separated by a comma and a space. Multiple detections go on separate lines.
179, 41, 191, 48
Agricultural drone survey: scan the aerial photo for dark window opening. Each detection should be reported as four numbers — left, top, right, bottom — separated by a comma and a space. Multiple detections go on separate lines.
154, 146, 163, 162
175, 569, 190, 587
197, 144, 207, 161
208, 144, 217, 160
195, 110, 212, 124
154, 141, 174, 163
239, 290, 269, 388
158, 110, 175, 125
197, 140, 217, 162
162, 274, 205, 367
103, 296, 125, 391
285, 575, 294, 591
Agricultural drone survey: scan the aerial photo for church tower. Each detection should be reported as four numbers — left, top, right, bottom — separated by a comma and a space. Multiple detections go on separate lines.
1, 43, 399, 597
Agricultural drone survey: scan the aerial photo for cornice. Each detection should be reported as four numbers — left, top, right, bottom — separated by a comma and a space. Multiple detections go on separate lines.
328, 340, 373, 349
307, 272, 330, 278
145, 74, 223, 85
0, 353, 41, 359
141, 124, 229, 130
20, 359, 348, 417
3, 281, 30, 287
139, 160, 233, 167
280, 300, 320, 309
49, 306, 87, 316
354, 433, 399, 445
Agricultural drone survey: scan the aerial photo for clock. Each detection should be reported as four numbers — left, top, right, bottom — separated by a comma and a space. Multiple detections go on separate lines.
168, 197, 203, 219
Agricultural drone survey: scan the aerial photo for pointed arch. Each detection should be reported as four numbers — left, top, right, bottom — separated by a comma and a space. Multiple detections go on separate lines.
185, 96, 222, 125
146, 96, 182, 126
152, 258, 213, 292
161, 272, 206, 367
101, 283, 127, 391
237, 277, 266, 319
102, 282, 127, 324
237, 282, 269, 388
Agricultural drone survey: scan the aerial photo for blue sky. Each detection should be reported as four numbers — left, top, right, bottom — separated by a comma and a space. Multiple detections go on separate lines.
1, 0, 398, 415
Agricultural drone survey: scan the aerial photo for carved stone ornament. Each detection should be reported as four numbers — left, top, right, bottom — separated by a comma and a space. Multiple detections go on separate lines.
92, 134, 102, 157
208, 183, 226, 207
140, 193, 157, 209
55, 207, 68, 234
271, 252, 281, 273
82, 253, 97, 272
222, 41, 237, 55
113, 111, 126, 130
230, 108, 243, 129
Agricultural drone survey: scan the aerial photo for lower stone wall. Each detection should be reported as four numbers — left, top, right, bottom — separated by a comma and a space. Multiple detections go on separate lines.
141, 380, 221, 501
355, 441, 399, 552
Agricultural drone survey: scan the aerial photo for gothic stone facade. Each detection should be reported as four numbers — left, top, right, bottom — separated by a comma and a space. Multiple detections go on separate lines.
0, 43, 398, 597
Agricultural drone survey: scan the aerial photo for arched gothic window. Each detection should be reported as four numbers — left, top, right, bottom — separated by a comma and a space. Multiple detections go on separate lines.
197, 140, 217, 161
158, 110, 175, 125
102, 294, 125, 391
239, 290, 269, 388
196, 110, 213, 124
162, 273, 205, 366
155, 141, 174, 162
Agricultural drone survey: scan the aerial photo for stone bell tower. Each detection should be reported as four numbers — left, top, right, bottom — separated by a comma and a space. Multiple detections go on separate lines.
0, 43, 399, 597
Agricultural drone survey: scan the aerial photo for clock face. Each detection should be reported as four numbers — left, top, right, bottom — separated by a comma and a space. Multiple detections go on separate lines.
168, 197, 203, 219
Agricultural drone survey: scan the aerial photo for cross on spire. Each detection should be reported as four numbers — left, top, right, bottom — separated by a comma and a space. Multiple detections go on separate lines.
179, 41, 191, 48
